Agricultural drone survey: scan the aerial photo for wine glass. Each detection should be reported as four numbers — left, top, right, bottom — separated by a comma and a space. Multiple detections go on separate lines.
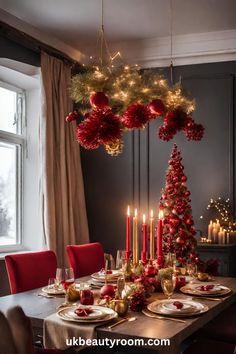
187, 263, 197, 278
63, 268, 75, 290
161, 276, 176, 299
56, 268, 75, 290
116, 250, 126, 270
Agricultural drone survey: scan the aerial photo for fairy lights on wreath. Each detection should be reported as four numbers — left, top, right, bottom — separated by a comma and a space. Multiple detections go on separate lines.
65, 0, 204, 156
66, 68, 204, 156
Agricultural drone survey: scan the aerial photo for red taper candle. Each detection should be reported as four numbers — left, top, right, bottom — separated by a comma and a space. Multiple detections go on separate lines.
157, 210, 164, 266
125, 206, 131, 259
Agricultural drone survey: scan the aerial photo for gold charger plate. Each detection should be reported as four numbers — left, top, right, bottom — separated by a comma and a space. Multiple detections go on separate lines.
57, 305, 118, 323
180, 284, 231, 297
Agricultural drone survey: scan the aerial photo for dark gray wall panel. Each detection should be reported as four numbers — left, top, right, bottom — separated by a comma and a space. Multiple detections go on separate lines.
81, 61, 236, 254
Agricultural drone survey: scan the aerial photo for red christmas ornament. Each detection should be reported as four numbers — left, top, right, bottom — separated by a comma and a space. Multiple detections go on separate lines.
122, 103, 151, 129
148, 99, 165, 116
184, 122, 204, 141
100, 284, 115, 299
90, 92, 109, 109
144, 264, 157, 277
164, 108, 188, 131
158, 124, 176, 141
181, 176, 187, 182
65, 110, 81, 122
76, 108, 122, 149
76, 115, 100, 149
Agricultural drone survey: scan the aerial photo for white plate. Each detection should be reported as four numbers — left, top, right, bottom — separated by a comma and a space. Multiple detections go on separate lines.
42, 286, 65, 295
180, 284, 231, 297
91, 270, 121, 281
66, 307, 104, 320
57, 305, 118, 323
148, 299, 208, 317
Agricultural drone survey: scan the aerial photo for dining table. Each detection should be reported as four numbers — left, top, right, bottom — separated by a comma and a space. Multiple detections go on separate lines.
0, 276, 236, 354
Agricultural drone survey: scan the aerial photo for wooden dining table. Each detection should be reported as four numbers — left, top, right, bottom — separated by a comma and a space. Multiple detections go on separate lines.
0, 276, 236, 354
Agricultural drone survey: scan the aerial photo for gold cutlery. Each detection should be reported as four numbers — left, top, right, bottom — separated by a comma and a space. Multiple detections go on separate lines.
37, 293, 54, 299
142, 309, 186, 323
107, 316, 136, 329
191, 296, 222, 301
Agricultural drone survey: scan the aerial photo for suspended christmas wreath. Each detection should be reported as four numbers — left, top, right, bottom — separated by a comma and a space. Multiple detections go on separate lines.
66, 64, 204, 156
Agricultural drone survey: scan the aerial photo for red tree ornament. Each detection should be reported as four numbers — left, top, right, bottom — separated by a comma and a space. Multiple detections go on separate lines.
122, 103, 151, 129
159, 144, 197, 263
65, 110, 81, 122
90, 92, 109, 109
148, 99, 165, 116
76, 108, 122, 149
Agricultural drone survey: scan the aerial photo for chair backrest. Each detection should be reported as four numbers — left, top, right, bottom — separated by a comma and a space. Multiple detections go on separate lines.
66, 242, 105, 278
5, 251, 57, 294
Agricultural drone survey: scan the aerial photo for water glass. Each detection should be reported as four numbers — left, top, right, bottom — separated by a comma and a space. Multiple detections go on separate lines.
161, 276, 176, 299
116, 250, 126, 269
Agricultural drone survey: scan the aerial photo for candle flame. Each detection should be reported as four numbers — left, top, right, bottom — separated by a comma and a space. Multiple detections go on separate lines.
143, 214, 146, 223
127, 205, 130, 216
134, 208, 137, 217
158, 210, 164, 219
150, 209, 153, 218
210, 220, 212, 224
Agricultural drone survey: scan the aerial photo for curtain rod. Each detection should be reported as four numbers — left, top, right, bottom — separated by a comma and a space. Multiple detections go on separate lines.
0, 21, 80, 67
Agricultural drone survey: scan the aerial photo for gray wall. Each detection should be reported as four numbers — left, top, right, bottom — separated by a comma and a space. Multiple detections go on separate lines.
81, 61, 236, 256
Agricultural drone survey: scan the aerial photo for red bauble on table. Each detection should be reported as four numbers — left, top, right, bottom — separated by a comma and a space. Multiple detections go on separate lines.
144, 264, 157, 277
148, 99, 165, 116
90, 92, 109, 109
100, 284, 116, 299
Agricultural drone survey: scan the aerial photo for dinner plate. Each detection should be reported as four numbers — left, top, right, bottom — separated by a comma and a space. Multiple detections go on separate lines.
57, 305, 118, 323
91, 270, 121, 281
147, 299, 208, 317
42, 286, 65, 295
180, 284, 231, 297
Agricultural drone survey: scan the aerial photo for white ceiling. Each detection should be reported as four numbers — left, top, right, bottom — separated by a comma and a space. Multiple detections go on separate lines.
1, 0, 236, 49
0, 0, 236, 66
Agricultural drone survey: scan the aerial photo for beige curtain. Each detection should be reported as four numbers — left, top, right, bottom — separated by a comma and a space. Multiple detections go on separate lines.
40, 52, 89, 266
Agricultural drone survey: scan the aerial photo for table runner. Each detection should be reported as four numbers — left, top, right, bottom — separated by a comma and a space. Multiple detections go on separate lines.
43, 312, 99, 349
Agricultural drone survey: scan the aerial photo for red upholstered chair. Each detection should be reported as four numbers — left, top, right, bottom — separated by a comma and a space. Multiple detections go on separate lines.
5, 251, 57, 294
66, 243, 105, 278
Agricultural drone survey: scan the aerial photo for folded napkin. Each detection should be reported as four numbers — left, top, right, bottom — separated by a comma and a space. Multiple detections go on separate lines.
43, 312, 98, 350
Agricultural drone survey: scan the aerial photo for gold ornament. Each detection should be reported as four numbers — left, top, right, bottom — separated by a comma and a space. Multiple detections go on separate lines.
105, 139, 124, 156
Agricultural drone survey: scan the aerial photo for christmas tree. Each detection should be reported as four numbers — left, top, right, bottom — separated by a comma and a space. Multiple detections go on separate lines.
159, 144, 197, 264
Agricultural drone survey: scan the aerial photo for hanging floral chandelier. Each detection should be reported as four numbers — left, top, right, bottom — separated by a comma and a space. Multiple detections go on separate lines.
66, 1, 204, 156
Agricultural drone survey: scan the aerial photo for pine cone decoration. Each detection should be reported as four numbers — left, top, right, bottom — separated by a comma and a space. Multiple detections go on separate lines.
129, 291, 147, 312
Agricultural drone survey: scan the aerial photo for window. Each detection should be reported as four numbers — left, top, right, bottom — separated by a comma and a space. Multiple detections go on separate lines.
0, 81, 25, 251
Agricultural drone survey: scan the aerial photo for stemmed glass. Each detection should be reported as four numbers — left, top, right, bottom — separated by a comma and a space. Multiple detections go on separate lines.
161, 275, 176, 299
56, 268, 75, 290
116, 250, 126, 270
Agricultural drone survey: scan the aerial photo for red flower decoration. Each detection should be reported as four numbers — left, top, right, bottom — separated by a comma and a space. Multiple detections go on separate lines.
158, 125, 176, 141
148, 99, 165, 116
76, 108, 122, 149
122, 103, 151, 129
164, 108, 188, 130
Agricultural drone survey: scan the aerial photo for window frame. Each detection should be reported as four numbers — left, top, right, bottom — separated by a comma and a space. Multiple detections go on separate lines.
0, 80, 25, 252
